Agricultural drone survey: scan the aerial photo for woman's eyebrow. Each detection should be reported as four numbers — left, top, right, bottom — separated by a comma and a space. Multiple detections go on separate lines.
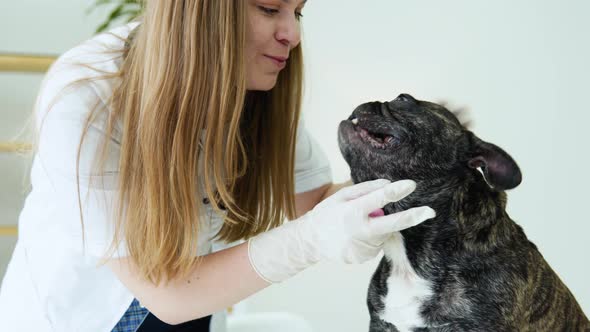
281, 0, 307, 4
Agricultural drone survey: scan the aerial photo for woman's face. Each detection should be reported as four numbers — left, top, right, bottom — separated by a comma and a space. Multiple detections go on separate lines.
246, 0, 306, 91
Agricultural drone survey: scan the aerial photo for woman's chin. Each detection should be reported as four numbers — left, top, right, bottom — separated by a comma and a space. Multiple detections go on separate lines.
246, 76, 278, 91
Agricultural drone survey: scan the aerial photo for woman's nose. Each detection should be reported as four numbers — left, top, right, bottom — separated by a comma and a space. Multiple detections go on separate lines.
275, 15, 301, 48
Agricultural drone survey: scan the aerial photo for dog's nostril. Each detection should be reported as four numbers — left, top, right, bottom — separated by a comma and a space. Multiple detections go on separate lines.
394, 93, 416, 103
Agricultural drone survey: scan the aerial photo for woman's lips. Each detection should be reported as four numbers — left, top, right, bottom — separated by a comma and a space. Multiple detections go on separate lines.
264, 55, 287, 69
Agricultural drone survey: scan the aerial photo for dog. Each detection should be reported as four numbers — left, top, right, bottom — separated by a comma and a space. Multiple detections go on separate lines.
337, 94, 589, 331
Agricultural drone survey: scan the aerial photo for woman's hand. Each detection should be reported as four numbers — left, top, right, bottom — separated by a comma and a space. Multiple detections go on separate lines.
298, 179, 434, 264
248, 179, 436, 283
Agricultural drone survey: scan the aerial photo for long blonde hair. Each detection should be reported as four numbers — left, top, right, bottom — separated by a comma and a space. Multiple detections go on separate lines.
45, 1, 303, 285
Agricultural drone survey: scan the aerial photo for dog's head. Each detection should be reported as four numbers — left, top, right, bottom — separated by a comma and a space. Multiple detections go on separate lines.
338, 94, 522, 194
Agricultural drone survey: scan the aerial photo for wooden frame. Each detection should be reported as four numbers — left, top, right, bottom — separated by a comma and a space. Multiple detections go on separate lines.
0, 142, 32, 153
0, 54, 53, 236
0, 53, 56, 73
0, 226, 17, 236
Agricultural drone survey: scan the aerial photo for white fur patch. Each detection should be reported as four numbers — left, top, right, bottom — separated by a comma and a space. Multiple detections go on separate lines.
378, 232, 433, 332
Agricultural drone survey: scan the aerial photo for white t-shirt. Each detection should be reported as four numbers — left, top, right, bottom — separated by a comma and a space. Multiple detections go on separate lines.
0, 22, 332, 332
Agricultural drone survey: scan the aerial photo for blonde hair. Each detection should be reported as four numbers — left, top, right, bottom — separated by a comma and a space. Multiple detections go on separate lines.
40, 0, 303, 285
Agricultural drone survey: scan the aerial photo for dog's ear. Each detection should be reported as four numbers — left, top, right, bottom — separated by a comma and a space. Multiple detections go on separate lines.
466, 132, 522, 191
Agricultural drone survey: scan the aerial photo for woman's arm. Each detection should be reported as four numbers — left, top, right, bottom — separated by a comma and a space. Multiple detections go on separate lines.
108, 179, 360, 325
107, 180, 353, 325
107, 241, 268, 325
107, 179, 434, 325
293, 180, 353, 218
320, 180, 353, 200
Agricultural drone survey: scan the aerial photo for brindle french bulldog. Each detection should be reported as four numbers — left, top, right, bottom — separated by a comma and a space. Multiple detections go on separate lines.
337, 94, 589, 331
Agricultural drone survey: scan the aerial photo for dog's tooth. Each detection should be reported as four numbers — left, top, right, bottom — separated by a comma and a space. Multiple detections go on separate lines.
351, 118, 359, 125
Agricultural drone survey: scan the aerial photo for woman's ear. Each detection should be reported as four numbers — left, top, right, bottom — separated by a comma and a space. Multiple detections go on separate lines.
466, 132, 522, 191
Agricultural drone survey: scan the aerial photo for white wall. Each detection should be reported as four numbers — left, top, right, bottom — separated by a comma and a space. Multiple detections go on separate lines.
1, 1, 588, 331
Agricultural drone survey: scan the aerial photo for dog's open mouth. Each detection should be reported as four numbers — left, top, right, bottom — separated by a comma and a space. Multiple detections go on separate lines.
351, 117, 398, 149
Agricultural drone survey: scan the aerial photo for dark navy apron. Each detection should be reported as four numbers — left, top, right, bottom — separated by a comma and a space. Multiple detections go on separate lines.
111, 299, 211, 332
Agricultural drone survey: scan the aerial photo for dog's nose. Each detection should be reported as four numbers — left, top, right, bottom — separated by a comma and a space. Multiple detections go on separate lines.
393, 93, 417, 103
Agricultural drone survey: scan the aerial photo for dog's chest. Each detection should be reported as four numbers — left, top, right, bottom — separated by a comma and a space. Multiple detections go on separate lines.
379, 232, 433, 332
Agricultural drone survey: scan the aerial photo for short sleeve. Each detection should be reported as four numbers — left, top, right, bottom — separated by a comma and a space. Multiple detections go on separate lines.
33, 78, 127, 258
294, 117, 333, 193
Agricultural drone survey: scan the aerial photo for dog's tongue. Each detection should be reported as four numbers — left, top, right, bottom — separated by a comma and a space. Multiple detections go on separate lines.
369, 208, 385, 218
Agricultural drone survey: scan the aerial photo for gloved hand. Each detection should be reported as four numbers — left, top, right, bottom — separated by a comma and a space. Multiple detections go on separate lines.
247, 179, 436, 283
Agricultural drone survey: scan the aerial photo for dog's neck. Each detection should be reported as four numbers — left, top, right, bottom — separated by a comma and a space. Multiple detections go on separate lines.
381, 171, 524, 277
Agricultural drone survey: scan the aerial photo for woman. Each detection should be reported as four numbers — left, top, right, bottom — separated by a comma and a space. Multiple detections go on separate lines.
0, 1, 435, 331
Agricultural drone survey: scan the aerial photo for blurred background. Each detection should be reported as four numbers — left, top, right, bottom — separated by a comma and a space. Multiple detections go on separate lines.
1, 0, 588, 331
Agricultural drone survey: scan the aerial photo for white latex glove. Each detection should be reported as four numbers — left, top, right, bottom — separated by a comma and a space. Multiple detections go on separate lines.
247, 179, 436, 283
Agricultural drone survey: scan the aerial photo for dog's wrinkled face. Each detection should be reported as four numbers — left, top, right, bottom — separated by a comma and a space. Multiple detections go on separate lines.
338, 93, 521, 191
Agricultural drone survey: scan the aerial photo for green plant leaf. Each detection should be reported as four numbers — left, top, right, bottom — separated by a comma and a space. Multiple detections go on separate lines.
88, 0, 142, 33
85, 0, 117, 15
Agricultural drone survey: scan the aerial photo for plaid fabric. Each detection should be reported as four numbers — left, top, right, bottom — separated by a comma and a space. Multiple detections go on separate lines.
111, 298, 149, 332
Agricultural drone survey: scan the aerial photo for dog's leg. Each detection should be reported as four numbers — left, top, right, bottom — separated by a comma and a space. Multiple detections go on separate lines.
368, 317, 399, 332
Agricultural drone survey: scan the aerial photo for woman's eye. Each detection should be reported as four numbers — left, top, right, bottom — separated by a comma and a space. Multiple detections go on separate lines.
257, 6, 279, 15
257, 5, 303, 21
